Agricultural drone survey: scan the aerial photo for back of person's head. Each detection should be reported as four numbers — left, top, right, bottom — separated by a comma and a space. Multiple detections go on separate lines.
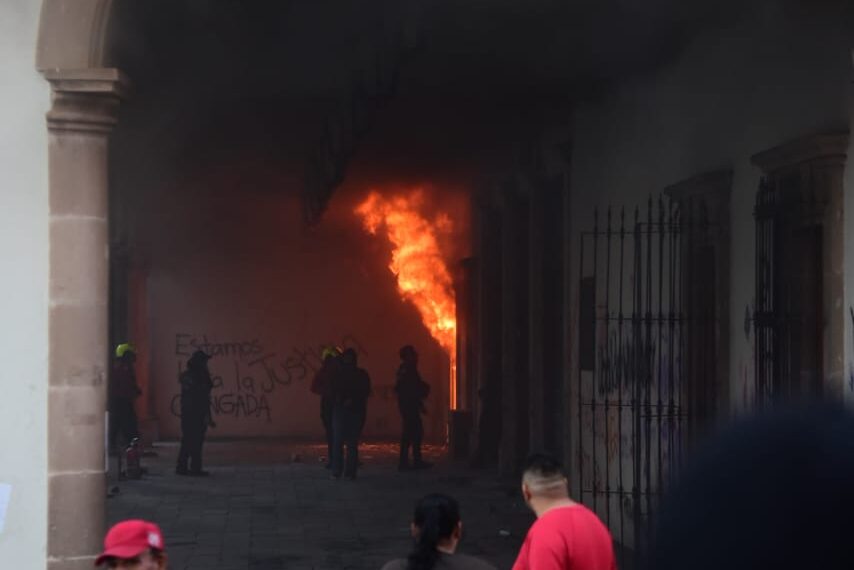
187, 350, 211, 370
407, 493, 461, 570
321, 346, 339, 362
522, 453, 568, 499
400, 345, 417, 362
342, 348, 357, 366
646, 403, 854, 570
115, 343, 136, 361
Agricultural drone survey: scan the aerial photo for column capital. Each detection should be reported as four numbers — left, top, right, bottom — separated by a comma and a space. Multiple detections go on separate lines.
751, 132, 849, 174
43, 68, 128, 134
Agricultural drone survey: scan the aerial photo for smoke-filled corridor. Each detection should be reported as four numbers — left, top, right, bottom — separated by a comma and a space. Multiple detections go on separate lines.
6, 0, 854, 567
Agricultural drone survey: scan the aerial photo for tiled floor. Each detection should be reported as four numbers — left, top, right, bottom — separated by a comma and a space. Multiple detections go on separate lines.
106, 441, 533, 570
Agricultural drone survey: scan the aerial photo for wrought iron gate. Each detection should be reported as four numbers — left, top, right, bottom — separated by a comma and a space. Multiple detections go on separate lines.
577, 197, 715, 567
754, 178, 785, 404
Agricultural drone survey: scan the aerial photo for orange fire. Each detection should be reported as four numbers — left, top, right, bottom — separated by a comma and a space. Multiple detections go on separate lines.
355, 189, 458, 409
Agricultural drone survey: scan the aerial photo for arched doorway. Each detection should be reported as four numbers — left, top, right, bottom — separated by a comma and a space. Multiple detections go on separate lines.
35, 2, 445, 566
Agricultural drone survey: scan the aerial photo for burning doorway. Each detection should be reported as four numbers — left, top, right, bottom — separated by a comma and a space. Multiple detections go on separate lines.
355, 189, 460, 412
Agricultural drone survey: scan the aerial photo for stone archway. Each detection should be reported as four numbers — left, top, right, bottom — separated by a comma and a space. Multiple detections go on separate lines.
36, 1, 123, 567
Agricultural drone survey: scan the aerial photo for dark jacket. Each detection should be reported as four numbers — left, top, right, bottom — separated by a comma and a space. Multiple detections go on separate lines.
394, 363, 430, 415
311, 358, 340, 398
180, 366, 213, 420
110, 361, 141, 403
334, 365, 372, 415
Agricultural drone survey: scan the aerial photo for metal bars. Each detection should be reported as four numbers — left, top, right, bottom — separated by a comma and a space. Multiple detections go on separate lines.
754, 177, 781, 405
578, 196, 707, 568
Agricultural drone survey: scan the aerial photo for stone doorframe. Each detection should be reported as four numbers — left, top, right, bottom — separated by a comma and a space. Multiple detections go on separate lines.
664, 170, 733, 433
751, 132, 849, 400
37, 1, 123, 567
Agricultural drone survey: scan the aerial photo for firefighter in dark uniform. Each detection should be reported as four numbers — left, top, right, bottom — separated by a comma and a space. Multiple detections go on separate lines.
331, 348, 371, 479
110, 343, 141, 451
395, 345, 432, 471
176, 350, 215, 476
311, 346, 342, 468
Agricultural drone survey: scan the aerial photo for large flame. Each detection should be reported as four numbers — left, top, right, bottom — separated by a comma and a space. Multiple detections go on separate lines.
355, 189, 457, 408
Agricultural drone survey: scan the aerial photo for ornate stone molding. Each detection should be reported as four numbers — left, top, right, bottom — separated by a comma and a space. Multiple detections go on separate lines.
664, 169, 733, 202
663, 169, 733, 229
751, 132, 849, 173
43, 68, 128, 134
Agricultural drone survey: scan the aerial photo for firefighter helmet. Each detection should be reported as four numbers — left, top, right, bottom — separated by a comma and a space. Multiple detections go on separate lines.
115, 343, 136, 358
321, 346, 342, 361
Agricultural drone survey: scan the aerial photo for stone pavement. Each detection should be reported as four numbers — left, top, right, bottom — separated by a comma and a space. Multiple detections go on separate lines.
106, 441, 534, 570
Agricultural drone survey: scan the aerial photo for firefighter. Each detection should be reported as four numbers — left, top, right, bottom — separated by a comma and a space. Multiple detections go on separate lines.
330, 348, 371, 479
311, 346, 342, 468
110, 343, 141, 451
395, 345, 432, 471
176, 350, 215, 476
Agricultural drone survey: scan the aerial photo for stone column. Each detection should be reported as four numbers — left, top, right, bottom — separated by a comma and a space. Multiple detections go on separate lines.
44, 68, 125, 570
527, 178, 546, 452
450, 257, 475, 458
499, 177, 530, 474
555, 140, 577, 493
557, 172, 572, 468
499, 183, 519, 475
472, 199, 488, 429
471, 193, 503, 467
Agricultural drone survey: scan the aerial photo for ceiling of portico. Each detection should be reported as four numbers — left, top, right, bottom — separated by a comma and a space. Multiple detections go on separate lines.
104, 0, 753, 218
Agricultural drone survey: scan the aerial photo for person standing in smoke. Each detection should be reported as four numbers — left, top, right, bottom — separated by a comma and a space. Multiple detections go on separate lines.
330, 348, 371, 479
311, 346, 342, 469
176, 350, 215, 477
395, 345, 432, 471
110, 343, 142, 451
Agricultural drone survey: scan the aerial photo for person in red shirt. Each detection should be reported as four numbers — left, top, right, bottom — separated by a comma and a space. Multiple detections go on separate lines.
513, 454, 616, 570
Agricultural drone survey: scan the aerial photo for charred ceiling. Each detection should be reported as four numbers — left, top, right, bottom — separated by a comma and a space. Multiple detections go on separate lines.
108, 0, 769, 221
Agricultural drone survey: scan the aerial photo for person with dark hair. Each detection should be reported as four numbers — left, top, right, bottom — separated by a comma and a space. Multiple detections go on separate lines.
95, 519, 168, 569
645, 403, 854, 570
330, 348, 371, 479
513, 453, 615, 570
381, 494, 495, 570
176, 350, 215, 477
395, 345, 432, 470
311, 346, 342, 468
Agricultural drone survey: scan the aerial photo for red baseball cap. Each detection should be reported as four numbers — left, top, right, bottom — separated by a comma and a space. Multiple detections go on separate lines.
95, 520, 165, 566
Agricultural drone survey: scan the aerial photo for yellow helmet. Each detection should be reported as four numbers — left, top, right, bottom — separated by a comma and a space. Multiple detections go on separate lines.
115, 343, 136, 358
321, 346, 342, 361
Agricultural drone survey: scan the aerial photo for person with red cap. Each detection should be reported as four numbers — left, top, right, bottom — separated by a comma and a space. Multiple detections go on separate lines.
95, 519, 167, 569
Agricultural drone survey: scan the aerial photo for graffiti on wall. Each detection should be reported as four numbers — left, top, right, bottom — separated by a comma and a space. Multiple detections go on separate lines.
169, 333, 368, 422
